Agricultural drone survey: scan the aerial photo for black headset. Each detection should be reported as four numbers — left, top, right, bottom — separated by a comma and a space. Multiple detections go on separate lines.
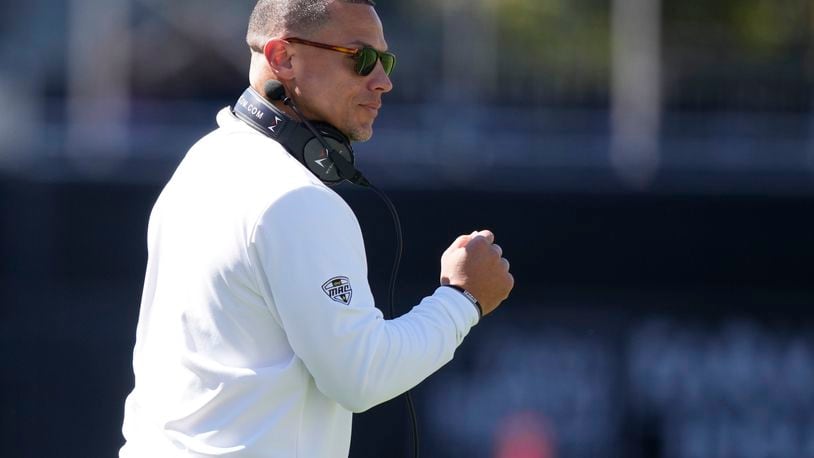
232, 82, 369, 187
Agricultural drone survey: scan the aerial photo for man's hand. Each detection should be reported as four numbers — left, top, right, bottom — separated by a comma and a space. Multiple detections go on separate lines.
440, 230, 514, 316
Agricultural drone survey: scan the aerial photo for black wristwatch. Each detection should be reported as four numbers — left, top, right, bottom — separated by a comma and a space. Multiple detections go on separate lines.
443, 284, 483, 319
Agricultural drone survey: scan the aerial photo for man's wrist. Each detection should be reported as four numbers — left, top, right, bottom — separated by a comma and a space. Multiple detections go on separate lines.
442, 284, 483, 319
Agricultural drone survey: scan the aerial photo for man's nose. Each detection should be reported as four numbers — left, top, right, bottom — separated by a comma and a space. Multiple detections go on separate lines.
368, 61, 393, 93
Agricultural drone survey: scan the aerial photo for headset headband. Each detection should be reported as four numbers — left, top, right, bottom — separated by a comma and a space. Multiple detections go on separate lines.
232, 86, 356, 185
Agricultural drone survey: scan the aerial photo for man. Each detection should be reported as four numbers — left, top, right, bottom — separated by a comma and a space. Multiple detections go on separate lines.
120, 1, 513, 456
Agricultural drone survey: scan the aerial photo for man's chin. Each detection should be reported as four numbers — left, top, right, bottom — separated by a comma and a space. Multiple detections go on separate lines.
346, 126, 373, 143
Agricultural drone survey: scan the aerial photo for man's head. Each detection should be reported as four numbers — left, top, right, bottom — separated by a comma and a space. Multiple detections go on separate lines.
246, 0, 393, 142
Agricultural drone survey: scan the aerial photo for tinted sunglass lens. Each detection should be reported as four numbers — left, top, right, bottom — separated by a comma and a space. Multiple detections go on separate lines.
354, 48, 397, 76
355, 48, 377, 75
381, 53, 395, 76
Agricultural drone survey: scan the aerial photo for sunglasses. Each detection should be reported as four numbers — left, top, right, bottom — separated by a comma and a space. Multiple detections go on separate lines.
284, 37, 396, 76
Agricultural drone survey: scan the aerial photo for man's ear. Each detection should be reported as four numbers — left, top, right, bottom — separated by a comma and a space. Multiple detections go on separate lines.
264, 39, 295, 79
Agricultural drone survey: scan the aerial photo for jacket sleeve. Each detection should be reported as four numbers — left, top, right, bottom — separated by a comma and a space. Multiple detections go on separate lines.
248, 185, 479, 413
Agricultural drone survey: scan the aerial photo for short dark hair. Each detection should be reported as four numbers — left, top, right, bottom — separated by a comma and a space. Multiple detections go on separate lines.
247, 0, 376, 52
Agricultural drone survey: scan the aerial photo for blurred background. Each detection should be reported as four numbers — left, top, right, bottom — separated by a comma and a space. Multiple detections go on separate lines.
2, 0, 813, 457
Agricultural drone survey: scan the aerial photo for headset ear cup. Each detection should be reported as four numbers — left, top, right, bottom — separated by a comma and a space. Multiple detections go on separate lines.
302, 138, 341, 183
300, 126, 355, 184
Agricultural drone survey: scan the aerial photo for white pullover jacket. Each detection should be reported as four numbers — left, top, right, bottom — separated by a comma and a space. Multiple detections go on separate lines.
120, 107, 479, 457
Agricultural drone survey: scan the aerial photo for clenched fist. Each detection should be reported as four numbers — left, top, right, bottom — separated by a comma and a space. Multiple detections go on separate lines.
440, 230, 514, 316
